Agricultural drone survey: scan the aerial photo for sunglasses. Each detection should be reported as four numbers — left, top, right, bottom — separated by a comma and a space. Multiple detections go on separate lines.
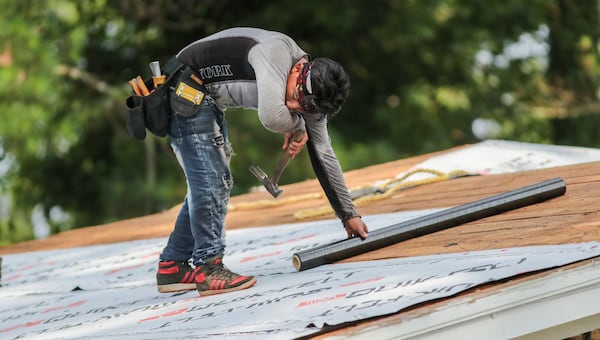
295, 62, 320, 114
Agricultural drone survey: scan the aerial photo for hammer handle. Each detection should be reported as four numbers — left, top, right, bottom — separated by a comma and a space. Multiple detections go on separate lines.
271, 129, 305, 185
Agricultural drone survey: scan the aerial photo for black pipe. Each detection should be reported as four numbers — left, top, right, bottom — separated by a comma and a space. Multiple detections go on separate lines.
292, 177, 566, 271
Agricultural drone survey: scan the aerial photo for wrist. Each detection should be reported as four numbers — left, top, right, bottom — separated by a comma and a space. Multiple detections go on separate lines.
342, 212, 361, 223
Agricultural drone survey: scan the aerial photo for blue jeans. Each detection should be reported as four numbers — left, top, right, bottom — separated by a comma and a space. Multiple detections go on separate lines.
160, 99, 233, 266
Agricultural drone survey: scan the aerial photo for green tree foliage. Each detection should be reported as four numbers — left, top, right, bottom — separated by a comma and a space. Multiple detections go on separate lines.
0, 0, 598, 245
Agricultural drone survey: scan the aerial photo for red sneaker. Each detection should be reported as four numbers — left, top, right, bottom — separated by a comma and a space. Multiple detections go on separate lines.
194, 254, 256, 296
156, 260, 196, 293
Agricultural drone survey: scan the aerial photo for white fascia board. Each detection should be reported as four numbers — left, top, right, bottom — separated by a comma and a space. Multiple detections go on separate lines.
325, 259, 600, 340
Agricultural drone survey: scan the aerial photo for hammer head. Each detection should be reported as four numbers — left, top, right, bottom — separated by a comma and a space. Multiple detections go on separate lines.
249, 164, 283, 198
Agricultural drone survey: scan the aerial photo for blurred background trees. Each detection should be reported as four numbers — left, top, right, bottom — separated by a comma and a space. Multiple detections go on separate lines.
0, 0, 598, 244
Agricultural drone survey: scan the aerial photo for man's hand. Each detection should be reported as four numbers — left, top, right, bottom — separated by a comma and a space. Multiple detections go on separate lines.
282, 131, 308, 158
344, 217, 369, 239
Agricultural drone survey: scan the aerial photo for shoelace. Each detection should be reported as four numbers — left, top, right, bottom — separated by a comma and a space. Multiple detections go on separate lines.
205, 263, 239, 280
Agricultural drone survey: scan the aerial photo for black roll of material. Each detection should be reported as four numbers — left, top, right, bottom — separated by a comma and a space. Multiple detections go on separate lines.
292, 177, 566, 271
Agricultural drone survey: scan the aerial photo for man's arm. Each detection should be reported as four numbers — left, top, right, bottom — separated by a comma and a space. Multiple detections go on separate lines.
248, 39, 306, 134
304, 114, 368, 239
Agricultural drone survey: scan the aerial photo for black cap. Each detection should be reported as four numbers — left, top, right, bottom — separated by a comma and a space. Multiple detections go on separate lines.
301, 58, 350, 117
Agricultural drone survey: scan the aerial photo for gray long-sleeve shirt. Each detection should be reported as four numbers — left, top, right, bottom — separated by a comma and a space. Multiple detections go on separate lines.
176, 27, 359, 221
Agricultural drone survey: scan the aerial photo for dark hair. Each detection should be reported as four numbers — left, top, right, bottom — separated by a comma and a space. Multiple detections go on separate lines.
303, 58, 350, 117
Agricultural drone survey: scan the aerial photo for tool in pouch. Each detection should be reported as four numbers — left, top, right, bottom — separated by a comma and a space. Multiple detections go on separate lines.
175, 79, 204, 105
128, 60, 168, 95
125, 57, 185, 140
149, 61, 166, 87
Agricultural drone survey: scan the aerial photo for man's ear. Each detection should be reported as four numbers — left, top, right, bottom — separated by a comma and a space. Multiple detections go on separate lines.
292, 60, 304, 72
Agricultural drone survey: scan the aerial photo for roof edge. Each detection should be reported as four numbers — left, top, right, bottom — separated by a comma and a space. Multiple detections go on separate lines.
327, 258, 600, 340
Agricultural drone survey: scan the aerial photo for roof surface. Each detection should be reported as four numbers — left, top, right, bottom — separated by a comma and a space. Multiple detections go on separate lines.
1, 141, 600, 338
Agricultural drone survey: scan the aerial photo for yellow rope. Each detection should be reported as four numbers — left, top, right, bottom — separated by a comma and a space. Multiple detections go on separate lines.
349, 168, 447, 196
293, 168, 473, 220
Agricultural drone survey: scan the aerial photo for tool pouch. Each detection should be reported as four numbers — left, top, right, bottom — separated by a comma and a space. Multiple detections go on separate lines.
142, 81, 170, 137
169, 66, 206, 117
125, 84, 170, 139
124, 57, 185, 140
125, 95, 147, 140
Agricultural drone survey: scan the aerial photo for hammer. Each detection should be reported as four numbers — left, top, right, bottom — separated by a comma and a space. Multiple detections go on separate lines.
249, 129, 305, 198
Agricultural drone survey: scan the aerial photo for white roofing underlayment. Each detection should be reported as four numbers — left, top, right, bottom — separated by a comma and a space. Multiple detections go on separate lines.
2, 222, 599, 339
2, 140, 600, 339
342, 257, 600, 340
